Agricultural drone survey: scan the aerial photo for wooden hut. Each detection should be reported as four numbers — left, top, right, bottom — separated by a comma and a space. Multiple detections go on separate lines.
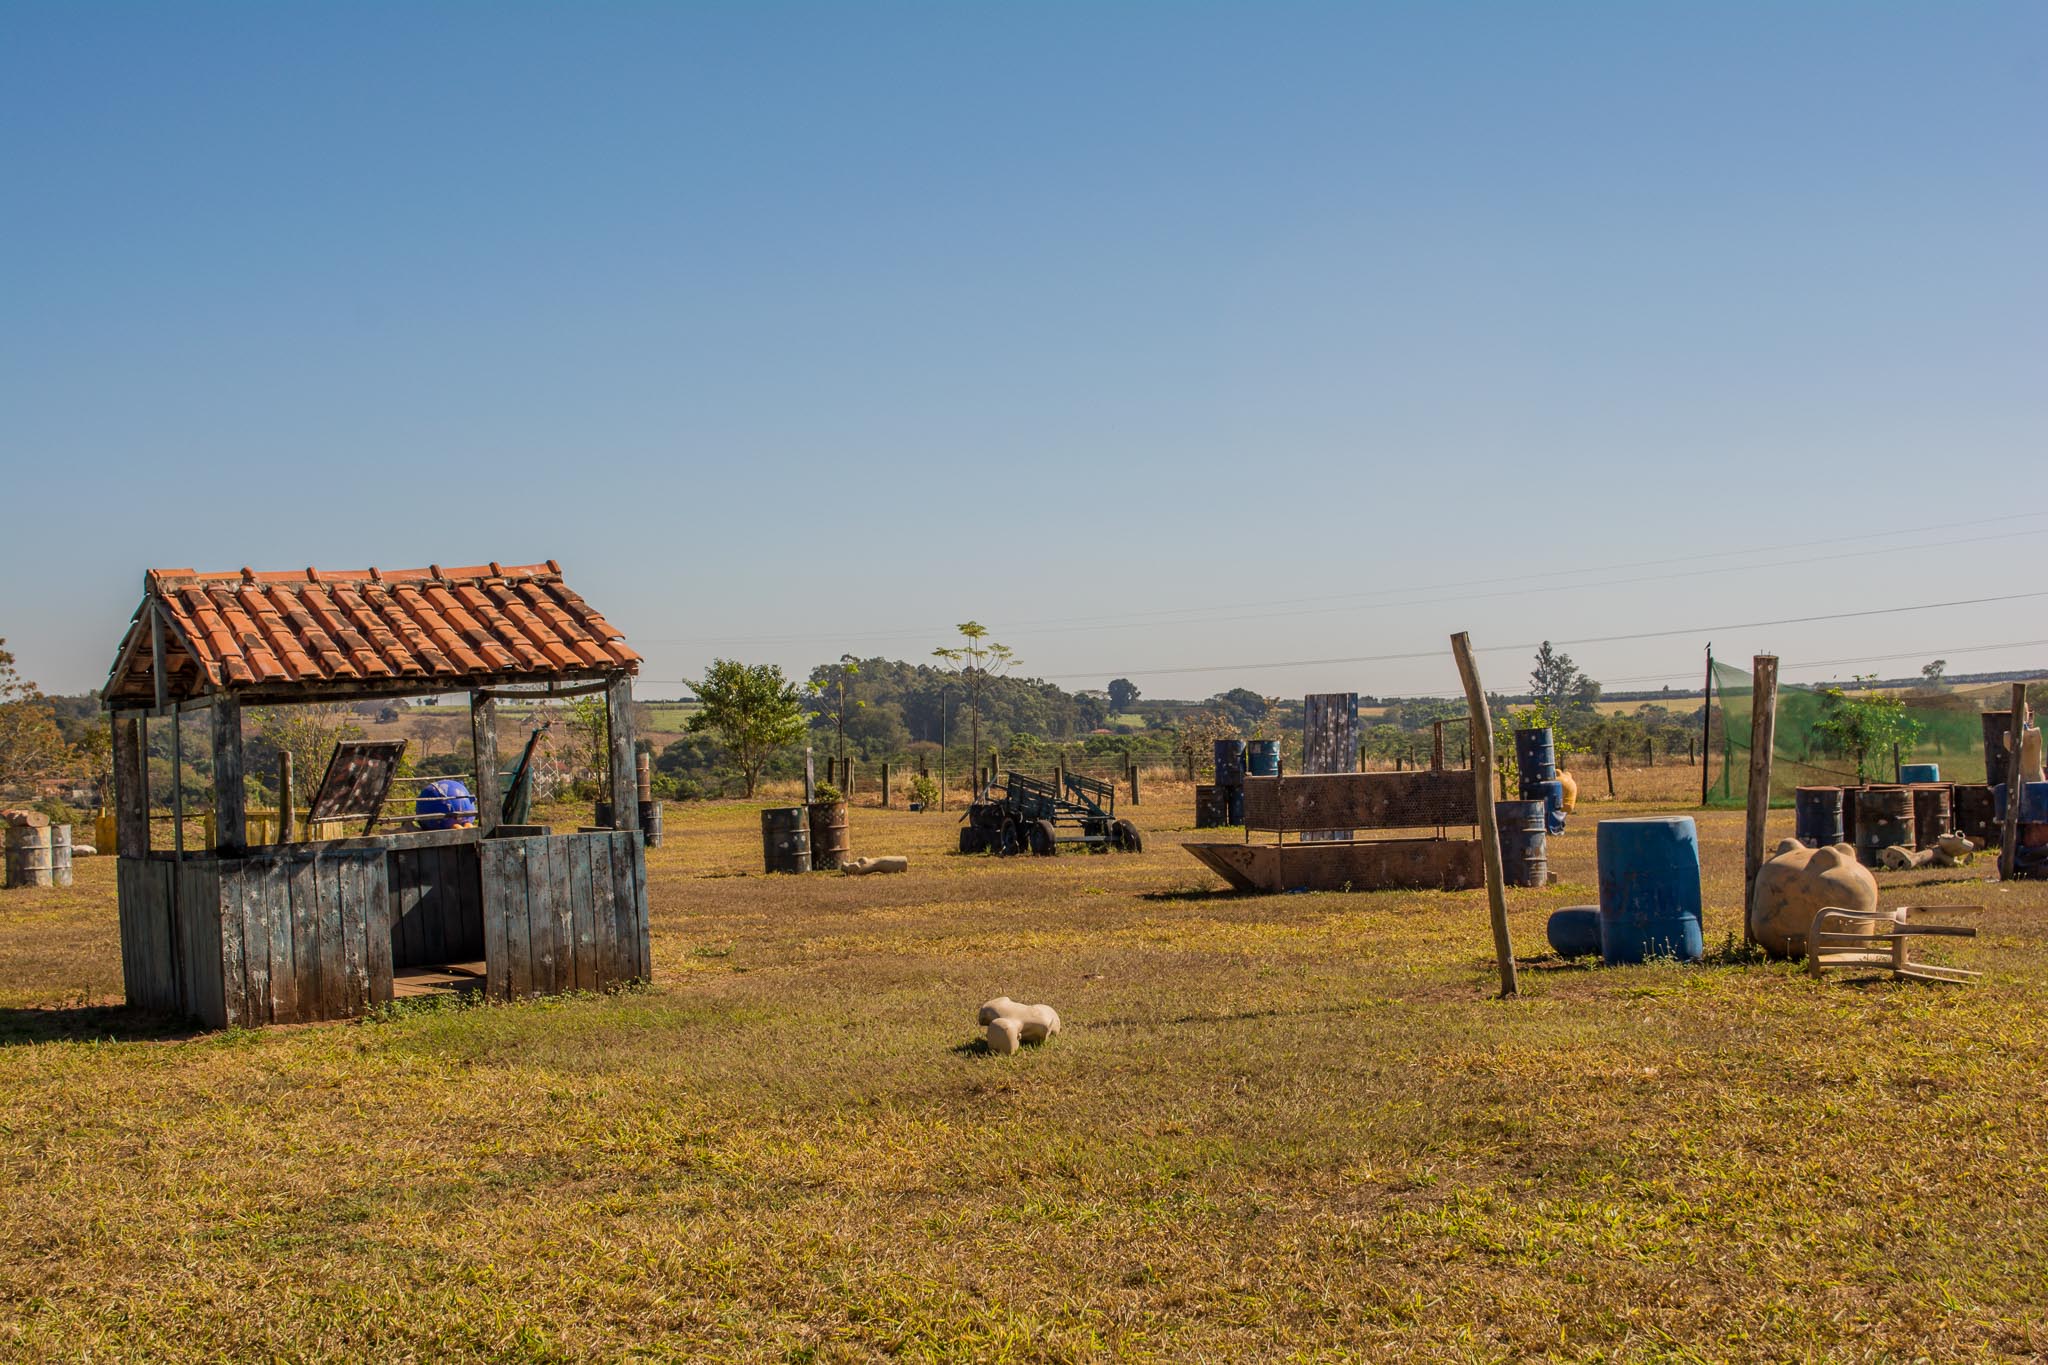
102, 560, 651, 1026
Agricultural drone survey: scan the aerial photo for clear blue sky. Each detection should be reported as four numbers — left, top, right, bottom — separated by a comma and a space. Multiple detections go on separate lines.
4, 3, 2043, 701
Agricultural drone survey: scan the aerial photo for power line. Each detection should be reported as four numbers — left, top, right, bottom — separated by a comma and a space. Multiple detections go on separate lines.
636, 511, 2048, 648
1027, 589, 2048, 682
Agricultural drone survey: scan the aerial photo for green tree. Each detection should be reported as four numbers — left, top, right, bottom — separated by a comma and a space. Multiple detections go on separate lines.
246, 703, 367, 806
1530, 641, 1601, 713
1815, 676, 1923, 783
1107, 677, 1140, 710
0, 638, 73, 799
807, 655, 864, 759
565, 695, 611, 793
686, 659, 807, 798
932, 622, 1015, 793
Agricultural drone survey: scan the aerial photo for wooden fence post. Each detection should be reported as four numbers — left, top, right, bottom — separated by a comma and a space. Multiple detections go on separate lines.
1742, 655, 1779, 946
881, 761, 891, 808
1604, 747, 1615, 798
1999, 683, 2028, 882
1130, 766, 1141, 805
1451, 632, 1517, 999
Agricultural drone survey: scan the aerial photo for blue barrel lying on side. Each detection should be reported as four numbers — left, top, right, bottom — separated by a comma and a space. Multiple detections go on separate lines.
414, 777, 478, 830
1899, 763, 1940, 784
1245, 740, 1281, 777
1547, 906, 1602, 958
1536, 779, 1567, 834
1596, 816, 1703, 964
1515, 727, 1557, 799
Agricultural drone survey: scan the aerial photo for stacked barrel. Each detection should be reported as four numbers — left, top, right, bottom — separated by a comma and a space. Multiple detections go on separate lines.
1197, 739, 1248, 828
1514, 727, 1566, 834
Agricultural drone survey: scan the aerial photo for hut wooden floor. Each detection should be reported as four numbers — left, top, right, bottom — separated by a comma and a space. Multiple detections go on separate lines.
391, 961, 486, 999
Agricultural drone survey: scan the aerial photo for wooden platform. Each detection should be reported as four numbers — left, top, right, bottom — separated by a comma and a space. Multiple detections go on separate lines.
391, 961, 486, 998
1183, 837, 1485, 893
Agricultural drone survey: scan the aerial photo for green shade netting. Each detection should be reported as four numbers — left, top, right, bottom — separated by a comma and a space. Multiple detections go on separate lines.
1705, 660, 2007, 807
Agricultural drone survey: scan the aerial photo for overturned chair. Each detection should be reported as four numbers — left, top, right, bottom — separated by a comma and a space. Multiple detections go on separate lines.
1807, 906, 1981, 985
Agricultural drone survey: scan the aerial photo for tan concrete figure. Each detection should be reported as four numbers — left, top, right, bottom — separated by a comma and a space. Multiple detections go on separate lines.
1554, 770, 1579, 813
842, 855, 909, 875
1750, 838, 1881, 959
2008, 724, 2046, 786
1933, 833, 1976, 868
979, 996, 1061, 1055
1879, 844, 1936, 871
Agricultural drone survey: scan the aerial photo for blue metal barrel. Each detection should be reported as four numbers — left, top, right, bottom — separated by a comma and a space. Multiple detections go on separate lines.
1515, 727, 1557, 798
1245, 740, 1280, 777
1794, 786, 1845, 847
2002, 781, 2048, 823
1494, 800, 1547, 887
1227, 787, 1245, 825
1546, 906, 1602, 958
1899, 763, 1940, 784
1214, 739, 1247, 786
1596, 817, 1704, 964
1536, 779, 1567, 835
414, 777, 478, 830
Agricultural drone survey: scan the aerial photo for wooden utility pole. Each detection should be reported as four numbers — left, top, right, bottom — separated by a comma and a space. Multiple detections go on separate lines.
1999, 683, 2028, 882
1451, 632, 1517, 998
1699, 644, 1713, 807
1741, 655, 1779, 945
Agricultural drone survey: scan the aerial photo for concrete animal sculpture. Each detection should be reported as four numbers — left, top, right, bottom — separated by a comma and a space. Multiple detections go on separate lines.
1554, 770, 1579, 813
2008, 723, 2046, 785
978, 996, 1061, 1055
1749, 838, 1880, 959
1880, 844, 1936, 871
842, 856, 908, 875
1932, 833, 1976, 868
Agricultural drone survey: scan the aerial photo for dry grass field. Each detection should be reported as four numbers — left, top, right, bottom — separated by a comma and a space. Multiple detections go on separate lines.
2, 785, 2045, 1362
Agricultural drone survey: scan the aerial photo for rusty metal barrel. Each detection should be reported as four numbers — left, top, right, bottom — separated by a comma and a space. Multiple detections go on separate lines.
1910, 786, 1951, 849
1983, 711, 2013, 788
4, 823, 53, 889
1853, 787, 1915, 867
1951, 784, 1999, 847
807, 800, 849, 871
1794, 787, 1845, 848
1495, 799, 1548, 887
639, 800, 663, 848
48, 824, 72, 888
761, 807, 811, 874
1193, 784, 1226, 828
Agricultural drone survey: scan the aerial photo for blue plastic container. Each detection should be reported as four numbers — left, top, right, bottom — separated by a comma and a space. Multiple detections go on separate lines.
2007, 781, 2048, 822
414, 777, 478, 831
1245, 740, 1281, 777
1547, 906, 1602, 958
1214, 739, 1247, 786
1515, 727, 1557, 799
1537, 779, 1567, 835
1899, 763, 1940, 784
1596, 816, 1704, 965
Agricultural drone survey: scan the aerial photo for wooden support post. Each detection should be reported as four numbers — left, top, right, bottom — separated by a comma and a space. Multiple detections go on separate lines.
211, 695, 245, 855
1999, 683, 2028, 882
1700, 645, 1714, 807
112, 713, 148, 858
604, 675, 637, 833
1451, 631, 1517, 999
171, 709, 185, 861
469, 692, 501, 834
1604, 748, 1615, 798
1689, 738, 1695, 767
881, 761, 892, 808
1130, 765, 1141, 805
277, 750, 296, 842
1645, 738, 1654, 767
1742, 655, 1779, 945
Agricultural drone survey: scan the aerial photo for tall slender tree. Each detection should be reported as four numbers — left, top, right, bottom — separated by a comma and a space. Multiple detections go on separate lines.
933, 622, 1014, 795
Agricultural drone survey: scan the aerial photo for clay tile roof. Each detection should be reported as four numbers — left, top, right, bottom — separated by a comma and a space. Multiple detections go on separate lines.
105, 561, 639, 706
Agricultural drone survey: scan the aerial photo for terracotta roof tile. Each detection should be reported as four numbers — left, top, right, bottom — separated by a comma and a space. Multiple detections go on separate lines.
105, 561, 639, 705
